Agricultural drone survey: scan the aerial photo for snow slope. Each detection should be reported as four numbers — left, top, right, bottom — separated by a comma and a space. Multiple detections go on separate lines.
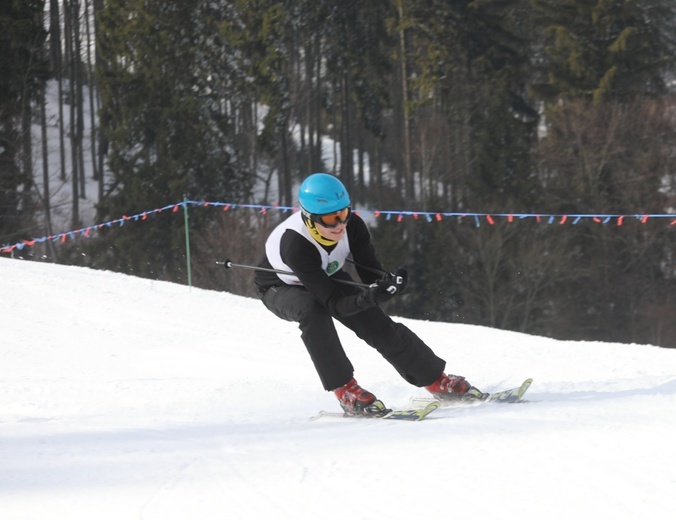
1, 257, 675, 520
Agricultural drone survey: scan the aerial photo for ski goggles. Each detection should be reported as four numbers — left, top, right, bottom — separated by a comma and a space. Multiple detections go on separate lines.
312, 207, 351, 228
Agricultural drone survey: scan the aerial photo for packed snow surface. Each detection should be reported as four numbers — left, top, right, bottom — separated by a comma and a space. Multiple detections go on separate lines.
1, 257, 675, 519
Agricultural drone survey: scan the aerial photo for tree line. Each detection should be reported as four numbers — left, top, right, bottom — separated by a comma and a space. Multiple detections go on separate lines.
1, 1, 676, 347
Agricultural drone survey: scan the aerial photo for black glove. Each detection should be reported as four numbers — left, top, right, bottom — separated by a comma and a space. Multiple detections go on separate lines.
366, 277, 400, 305
366, 268, 408, 305
391, 268, 408, 294
380, 268, 408, 293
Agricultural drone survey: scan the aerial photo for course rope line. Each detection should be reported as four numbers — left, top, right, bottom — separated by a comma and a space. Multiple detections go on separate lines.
2, 200, 675, 254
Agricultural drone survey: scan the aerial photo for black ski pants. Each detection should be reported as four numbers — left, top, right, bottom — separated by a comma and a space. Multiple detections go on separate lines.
260, 279, 446, 391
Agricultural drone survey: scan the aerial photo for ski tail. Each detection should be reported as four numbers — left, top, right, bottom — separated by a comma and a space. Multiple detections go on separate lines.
410, 378, 533, 408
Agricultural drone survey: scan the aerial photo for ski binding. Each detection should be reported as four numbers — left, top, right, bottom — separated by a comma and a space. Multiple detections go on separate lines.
312, 400, 440, 422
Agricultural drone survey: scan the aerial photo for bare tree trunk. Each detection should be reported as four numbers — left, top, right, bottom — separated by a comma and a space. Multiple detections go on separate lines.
397, 0, 413, 207
57, 72, 67, 183
340, 73, 353, 194
84, 0, 98, 181
72, 0, 86, 199
57, 75, 67, 183
331, 76, 339, 174
48, 0, 67, 184
65, 0, 79, 226
313, 40, 322, 171
40, 86, 57, 260
49, 0, 61, 72
93, 0, 105, 203
21, 91, 34, 217
367, 132, 383, 207
251, 100, 258, 181
304, 41, 315, 175
293, 42, 308, 179
40, 88, 50, 219
357, 125, 365, 205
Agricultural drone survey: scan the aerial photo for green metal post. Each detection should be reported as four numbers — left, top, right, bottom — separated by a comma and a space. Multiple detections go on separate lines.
183, 197, 192, 288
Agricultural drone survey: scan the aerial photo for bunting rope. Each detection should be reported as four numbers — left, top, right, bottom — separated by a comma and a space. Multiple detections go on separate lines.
2, 199, 675, 255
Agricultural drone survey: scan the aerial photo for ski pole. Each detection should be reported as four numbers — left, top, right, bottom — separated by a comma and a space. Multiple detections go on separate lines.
346, 257, 387, 277
346, 258, 406, 285
217, 259, 372, 289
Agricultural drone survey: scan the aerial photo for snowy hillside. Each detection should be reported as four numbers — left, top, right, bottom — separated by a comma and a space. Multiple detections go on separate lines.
1, 257, 675, 520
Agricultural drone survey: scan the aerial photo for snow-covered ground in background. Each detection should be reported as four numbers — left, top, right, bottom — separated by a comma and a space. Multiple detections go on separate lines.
32, 80, 100, 234
29, 79, 381, 246
2, 257, 675, 519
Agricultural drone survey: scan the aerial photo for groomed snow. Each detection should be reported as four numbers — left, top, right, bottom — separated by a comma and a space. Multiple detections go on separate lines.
1, 257, 675, 519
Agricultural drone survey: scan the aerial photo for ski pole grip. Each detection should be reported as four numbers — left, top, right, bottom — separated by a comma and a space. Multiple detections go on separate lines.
216, 259, 234, 269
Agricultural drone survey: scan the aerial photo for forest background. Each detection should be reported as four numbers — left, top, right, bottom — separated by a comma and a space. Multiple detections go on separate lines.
2, 0, 676, 348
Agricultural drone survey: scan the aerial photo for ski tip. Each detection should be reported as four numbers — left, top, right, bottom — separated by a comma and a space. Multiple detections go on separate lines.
519, 378, 533, 391
513, 378, 534, 401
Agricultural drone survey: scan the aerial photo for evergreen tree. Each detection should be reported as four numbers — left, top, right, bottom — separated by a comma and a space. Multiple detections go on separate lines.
219, 0, 295, 205
314, 0, 393, 200
409, 0, 538, 210
95, 0, 253, 280
529, 1, 676, 346
375, 0, 542, 330
531, 0, 676, 102
535, 99, 676, 346
0, 0, 49, 250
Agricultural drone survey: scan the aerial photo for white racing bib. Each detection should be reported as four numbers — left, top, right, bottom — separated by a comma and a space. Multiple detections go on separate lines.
265, 212, 350, 285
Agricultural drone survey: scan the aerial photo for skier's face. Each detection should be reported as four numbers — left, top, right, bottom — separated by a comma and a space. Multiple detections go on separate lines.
316, 220, 347, 240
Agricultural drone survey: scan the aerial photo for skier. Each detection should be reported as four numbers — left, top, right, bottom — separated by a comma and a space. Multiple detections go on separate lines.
254, 173, 484, 415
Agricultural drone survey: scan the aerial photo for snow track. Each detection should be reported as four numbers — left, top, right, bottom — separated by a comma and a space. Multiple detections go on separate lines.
1, 258, 675, 519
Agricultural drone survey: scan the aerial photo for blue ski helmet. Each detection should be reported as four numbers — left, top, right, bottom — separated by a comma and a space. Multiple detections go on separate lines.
298, 173, 350, 215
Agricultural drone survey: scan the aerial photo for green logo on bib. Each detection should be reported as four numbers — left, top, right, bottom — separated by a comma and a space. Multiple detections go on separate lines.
326, 261, 339, 275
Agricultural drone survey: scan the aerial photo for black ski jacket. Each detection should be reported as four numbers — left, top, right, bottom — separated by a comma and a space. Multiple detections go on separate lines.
255, 214, 385, 318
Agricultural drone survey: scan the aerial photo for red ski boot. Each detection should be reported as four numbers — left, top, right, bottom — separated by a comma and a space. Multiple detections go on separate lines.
425, 373, 486, 402
334, 378, 388, 416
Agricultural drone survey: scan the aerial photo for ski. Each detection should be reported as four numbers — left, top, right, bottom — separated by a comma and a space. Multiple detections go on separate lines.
485, 377, 533, 403
311, 379, 531, 421
311, 400, 440, 422
410, 378, 533, 408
